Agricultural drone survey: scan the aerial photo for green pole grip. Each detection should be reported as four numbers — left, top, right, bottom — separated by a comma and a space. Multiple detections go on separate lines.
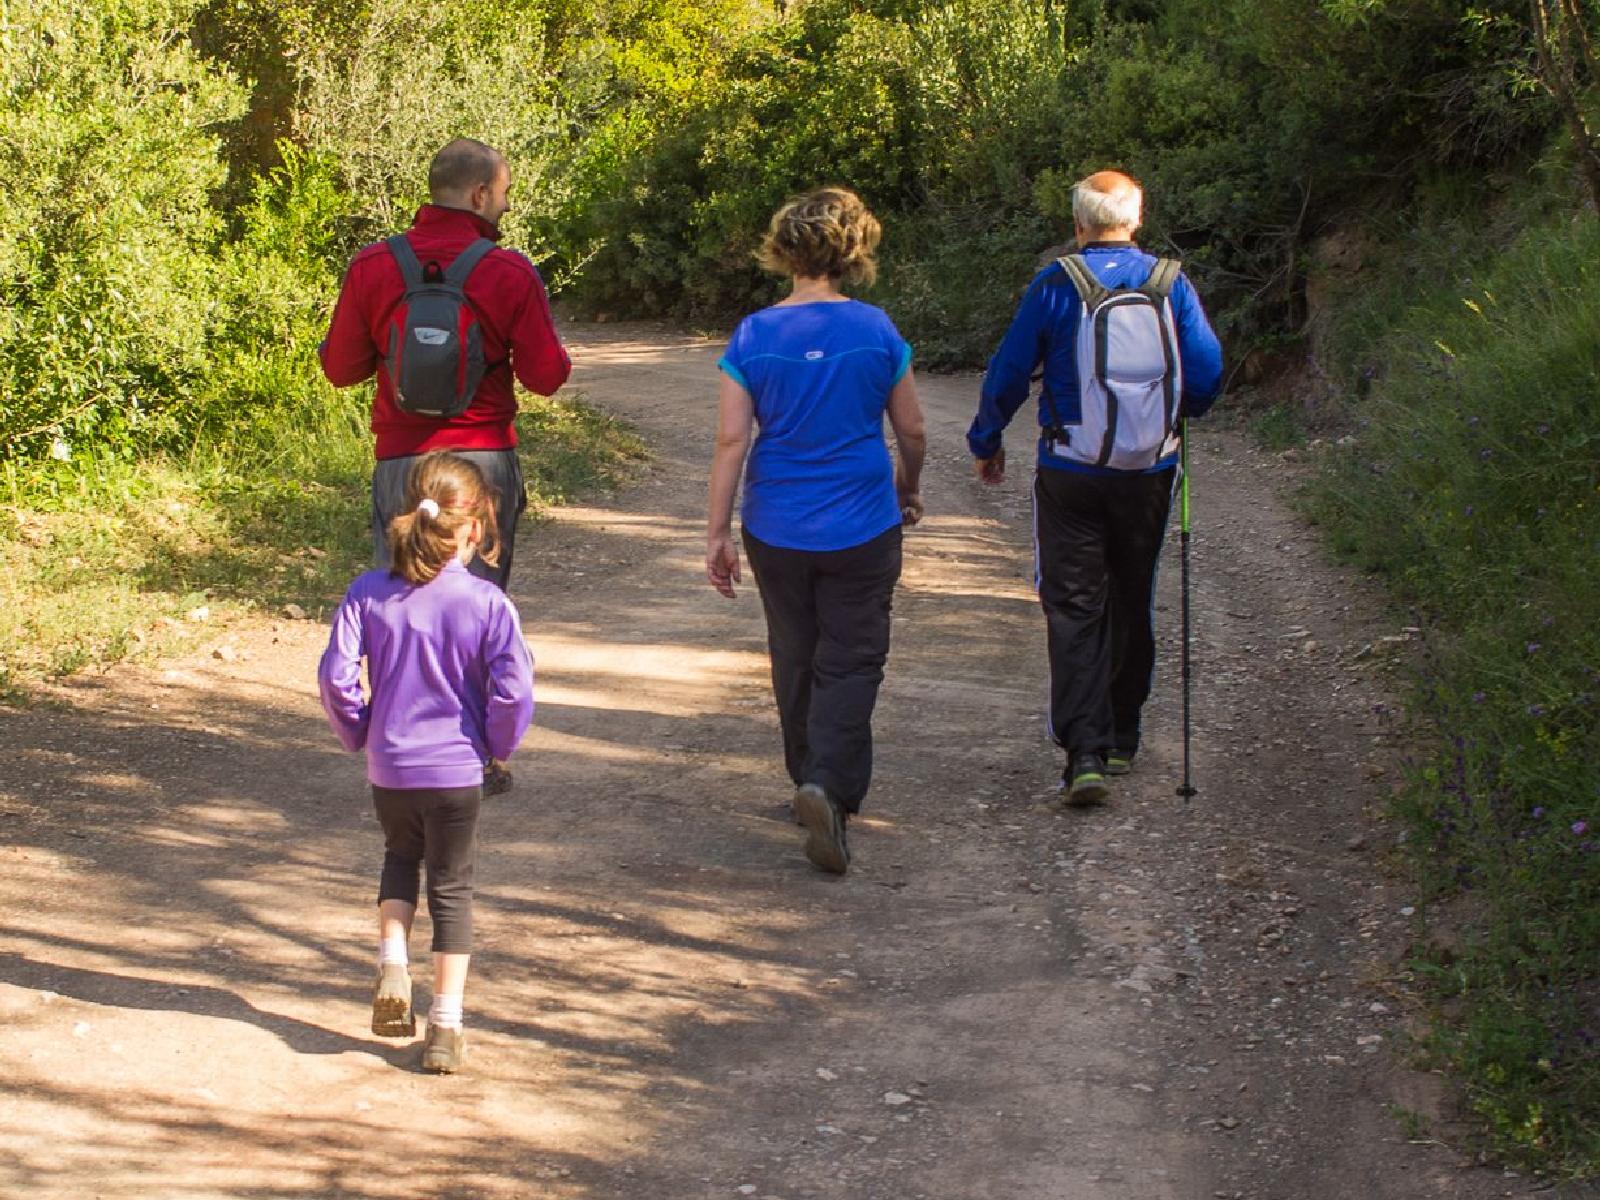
1179, 417, 1191, 533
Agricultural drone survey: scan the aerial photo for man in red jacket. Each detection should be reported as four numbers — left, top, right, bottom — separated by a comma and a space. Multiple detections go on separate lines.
319, 137, 572, 591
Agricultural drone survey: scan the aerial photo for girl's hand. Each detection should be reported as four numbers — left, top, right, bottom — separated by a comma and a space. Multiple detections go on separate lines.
484, 759, 513, 797
707, 534, 741, 599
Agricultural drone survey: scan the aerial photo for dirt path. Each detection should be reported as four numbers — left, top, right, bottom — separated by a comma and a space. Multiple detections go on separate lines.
0, 325, 1583, 1199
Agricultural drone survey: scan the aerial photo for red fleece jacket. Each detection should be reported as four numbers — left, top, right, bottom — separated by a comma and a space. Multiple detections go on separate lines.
319, 205, 571, 460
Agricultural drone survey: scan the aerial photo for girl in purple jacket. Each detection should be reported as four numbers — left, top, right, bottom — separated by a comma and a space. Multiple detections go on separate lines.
319, 451, 534, 1074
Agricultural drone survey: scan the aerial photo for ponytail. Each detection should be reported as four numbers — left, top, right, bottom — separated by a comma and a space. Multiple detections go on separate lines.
386, 453, 501, 585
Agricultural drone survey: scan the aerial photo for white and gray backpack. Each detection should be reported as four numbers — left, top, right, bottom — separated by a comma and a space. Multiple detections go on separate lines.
1044, 254, 1183, 470
381, 235, 496, 419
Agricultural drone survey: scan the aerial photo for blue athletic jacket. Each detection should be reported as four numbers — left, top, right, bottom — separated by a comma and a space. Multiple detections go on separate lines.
967, 243, 1224, 474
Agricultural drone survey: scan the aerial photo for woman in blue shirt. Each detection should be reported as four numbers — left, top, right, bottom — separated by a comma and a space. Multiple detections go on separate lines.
706, 187, 927, 875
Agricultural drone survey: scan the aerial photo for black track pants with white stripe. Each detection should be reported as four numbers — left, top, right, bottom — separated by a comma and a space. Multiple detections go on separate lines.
1033, 465, 1175, 759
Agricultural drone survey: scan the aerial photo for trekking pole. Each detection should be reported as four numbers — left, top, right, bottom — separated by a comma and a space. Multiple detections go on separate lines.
1176, 419, 1197, 801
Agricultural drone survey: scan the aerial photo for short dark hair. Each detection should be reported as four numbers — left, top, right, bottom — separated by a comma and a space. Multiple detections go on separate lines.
428, 138, 505, 201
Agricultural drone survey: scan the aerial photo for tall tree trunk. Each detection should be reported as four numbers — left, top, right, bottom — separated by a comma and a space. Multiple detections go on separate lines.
1532, 0, 1600, 211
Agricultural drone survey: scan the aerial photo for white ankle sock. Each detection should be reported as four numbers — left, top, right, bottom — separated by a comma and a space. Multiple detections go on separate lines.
379, 936, 408, 967
429, 993, 464, 1030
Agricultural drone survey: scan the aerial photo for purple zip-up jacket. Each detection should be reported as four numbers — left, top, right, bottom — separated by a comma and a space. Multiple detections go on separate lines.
318, 559, 535, 789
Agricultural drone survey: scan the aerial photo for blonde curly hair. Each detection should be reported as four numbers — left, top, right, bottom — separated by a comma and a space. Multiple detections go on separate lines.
756, 187, 881, 286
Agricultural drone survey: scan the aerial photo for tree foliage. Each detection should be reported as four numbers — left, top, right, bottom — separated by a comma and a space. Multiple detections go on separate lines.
0, 0, 244, 459
0, 0, 1585, 441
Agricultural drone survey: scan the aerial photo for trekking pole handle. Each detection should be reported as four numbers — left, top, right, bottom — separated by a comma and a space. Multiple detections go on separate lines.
1176, 418, 1197, 800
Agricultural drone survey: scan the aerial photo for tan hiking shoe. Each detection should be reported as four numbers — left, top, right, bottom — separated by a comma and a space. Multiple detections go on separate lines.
422, 1024, 466, 1074
371, 963, 415, 1038
793, 783, 850, 874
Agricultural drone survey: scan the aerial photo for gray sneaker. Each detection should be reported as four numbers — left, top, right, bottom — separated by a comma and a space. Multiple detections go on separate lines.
371, 963, 415, 1038
793, 783, 850, 874
422, 1024, 466, 1074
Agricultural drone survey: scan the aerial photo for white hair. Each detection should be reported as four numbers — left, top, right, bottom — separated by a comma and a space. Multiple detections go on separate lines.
1072, 176, 1142, 233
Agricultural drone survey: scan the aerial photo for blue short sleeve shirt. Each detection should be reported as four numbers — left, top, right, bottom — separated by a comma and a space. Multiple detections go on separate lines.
720, 299, 912, 552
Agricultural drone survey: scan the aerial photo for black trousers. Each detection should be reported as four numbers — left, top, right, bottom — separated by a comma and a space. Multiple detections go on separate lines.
372, 784, 481, 954
371, 447, 527, 591
742, 525, 902, 814
1034, 466, 1175, 759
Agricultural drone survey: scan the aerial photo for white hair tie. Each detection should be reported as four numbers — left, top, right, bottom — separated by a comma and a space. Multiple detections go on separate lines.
417, 498, 441, 520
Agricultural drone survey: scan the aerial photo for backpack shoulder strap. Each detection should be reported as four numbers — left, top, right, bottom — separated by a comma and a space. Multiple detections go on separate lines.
1140, 257, 1182, 302
385, 234, 426, 290
1056, 254, 1108, 309
444, 238, 497, 289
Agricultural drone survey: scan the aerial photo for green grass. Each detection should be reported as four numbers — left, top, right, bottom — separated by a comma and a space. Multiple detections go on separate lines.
0, 389, 644, 698
1304, 210, 1600, 1175
1247, 404, 1307, 452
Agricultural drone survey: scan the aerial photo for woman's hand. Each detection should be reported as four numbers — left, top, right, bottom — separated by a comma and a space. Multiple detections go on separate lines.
706, 374, 754, 599
898, 485, 924, 527
707, 534, 742, 599
888, 369, 927, 528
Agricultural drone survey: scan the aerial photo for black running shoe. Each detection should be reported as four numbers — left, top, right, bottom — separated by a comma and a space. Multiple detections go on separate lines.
1062, 754, 1110, 806
1105, 750, 1134, 777
793, 783, 850, 874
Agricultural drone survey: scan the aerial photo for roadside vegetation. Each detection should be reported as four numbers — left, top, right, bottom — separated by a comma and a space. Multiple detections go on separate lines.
1305, 206, 1599, 1172
1, 0, 1594, 1171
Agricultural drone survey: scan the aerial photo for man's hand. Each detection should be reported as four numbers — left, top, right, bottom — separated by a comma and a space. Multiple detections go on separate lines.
975, 447, 1006, 486
899, 492, 925, 527
707, 534, 741, 599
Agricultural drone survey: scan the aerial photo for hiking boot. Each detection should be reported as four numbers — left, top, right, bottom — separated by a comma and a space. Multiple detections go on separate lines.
371, 963, 415, 1038
1105, 750, 1135, 777
1062, 754, 1110, 807
421, 1024, 466, 1074
793, 783, 850, 875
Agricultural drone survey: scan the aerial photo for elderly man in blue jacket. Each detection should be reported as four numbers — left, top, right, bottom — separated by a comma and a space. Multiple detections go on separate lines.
968, 169, 1224, 804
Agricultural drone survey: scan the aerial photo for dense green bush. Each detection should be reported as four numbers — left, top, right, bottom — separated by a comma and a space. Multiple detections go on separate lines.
0, 0, 244, 461
541, 0, 1548, 362
1307, 214, 1600, 1170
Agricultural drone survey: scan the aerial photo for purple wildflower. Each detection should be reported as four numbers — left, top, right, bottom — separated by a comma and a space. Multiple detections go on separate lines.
1536, 423, 1550, 436
1573, 820, 1589, 836
1528, 704, 1547, 717
1527, 642, 1541, 655
1472, 691, 1486, 704
1533, 807, 1546, 819
1480, 448, 1494, 460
